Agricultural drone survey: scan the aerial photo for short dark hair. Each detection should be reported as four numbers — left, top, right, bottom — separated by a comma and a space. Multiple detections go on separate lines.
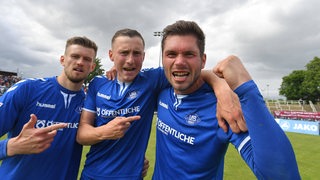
111, 28, 145, 48
161, 20, 205, 56
65, 36, 98, 56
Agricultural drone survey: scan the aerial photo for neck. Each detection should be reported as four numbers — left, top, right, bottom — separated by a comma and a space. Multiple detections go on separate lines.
174, 78, 205, 95
57, 75, 83, 91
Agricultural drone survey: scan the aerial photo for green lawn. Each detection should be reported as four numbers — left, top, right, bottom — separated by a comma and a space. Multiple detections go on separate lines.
79, 118, 320, 180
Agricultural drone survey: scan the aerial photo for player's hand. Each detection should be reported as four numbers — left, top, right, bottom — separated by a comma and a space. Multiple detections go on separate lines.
105, 66, 117, 80
102, 116, 141, 139
6, 114, 67, 156
214, 55, 252, 90
142, 156, 149, 178
213, 55, 251, 133
216, 89, 247, 133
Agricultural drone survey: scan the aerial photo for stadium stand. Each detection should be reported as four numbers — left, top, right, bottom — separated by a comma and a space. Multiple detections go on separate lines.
266, 99, 320, 121
0, 70, 21, 96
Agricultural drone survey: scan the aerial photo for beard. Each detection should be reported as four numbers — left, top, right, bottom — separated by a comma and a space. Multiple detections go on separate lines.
64, 69, 86, 84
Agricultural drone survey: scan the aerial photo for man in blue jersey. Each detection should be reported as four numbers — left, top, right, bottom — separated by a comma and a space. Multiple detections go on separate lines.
0, 36, 97, 180
153, 20, 300, 179
76, 29, 247, 179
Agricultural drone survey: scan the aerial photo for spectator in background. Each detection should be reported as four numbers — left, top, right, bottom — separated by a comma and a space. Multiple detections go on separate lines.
0, 75, 21, 95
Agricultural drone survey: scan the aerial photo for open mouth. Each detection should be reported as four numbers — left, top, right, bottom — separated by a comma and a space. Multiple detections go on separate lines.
123, 67, 136, 71
73, 68, 83, 72
173, 71, 189, 77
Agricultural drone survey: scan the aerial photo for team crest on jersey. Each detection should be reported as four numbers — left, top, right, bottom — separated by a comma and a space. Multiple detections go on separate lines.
127, 91, 138, 100
185, 113, 201, 125
75, 106, 83, 114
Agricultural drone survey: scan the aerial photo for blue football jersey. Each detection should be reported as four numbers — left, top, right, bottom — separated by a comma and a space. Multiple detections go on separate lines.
81, 68, 168, 180
153, 80, 300, 180
0, 77, 84, 180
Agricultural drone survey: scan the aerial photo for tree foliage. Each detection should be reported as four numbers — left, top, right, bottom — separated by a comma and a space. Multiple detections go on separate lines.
279, 57, 320, 102
279, 70, 305, 100
84, 58, 105, 88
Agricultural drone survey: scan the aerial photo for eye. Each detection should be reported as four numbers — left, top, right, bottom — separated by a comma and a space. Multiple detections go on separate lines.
83, 57, 93, 62
166, 51, 177, 58
184, 52, 196, 58
120, 51, 129, 56
133, 51, 142, 56
71, 54, 80, 59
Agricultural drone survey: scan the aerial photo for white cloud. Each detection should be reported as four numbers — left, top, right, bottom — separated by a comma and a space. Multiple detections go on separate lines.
0, 0, 319, 98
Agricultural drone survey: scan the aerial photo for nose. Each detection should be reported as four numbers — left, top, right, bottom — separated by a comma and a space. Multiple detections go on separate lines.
174, 54, 185, 66
126, 53, 134, 64
76, 57, 85, 66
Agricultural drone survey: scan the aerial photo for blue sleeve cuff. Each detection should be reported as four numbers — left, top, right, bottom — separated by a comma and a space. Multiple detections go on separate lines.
234, 80, 257, 96
0, 139, 9, 160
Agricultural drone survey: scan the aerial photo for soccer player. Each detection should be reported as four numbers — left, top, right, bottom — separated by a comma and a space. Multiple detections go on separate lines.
76, 29, 246, 179
0, 36, 97, 180
153, 20, 301, 179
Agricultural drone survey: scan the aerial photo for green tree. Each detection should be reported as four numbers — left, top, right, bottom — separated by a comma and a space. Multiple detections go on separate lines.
302, 57, 320, 101
279, 56, 320, 102
279, 70, 306, 100
84, 58, 105, 88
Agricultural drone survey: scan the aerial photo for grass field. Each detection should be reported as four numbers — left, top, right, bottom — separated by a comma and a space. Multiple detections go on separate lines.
1, 119, 319, 179
78, 117, 320, 180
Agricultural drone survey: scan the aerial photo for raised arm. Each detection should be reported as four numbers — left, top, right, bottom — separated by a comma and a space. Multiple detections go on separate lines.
216, 55, 300, 179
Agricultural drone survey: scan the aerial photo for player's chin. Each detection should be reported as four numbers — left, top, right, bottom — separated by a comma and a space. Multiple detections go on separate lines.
69, 76, 86, 83
171, 83, 187, 92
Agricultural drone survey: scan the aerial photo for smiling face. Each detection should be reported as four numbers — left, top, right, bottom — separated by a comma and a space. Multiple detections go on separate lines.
109, 36, 145, 83
162, 35, 206, 94
60, 44, 96, 84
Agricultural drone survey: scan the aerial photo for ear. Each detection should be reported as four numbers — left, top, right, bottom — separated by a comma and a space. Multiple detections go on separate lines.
108, 50, 114, 62
142, 51, 146, 62
90, 62, 96, 72
60, 55, 65, 66
201, 53, 207, 69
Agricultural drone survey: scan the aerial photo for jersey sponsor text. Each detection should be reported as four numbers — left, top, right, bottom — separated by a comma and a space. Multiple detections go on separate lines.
157, 118, 195, 145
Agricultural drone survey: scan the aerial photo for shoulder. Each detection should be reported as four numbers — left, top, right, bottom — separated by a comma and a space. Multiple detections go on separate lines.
89, 75, 109, 85
87, 75, 111, 93
91, 75, 108, 82
139, 67, 167, 86
6, 78, 48, 93
141, 67, 163, 74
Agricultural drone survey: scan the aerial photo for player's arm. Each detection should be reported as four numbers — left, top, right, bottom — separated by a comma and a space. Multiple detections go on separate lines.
219, 55, 300, 179
0, 81, 67, 159
76, 110, 140, 145
201, 69, 247, 133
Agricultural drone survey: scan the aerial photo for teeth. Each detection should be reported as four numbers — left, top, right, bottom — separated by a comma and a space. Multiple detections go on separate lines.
74, 68, 82, 72
124, 67, 135, 71
173, 72, 188, 77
